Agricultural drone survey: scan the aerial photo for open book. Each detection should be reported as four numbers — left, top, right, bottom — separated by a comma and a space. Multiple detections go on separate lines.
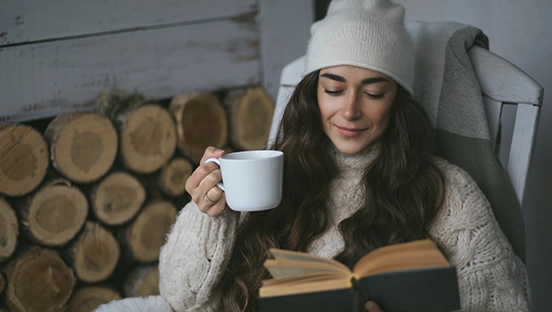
257, 239, 460, 312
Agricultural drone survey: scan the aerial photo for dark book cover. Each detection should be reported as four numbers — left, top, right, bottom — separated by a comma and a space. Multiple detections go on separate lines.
257, 266, 460, 312
258, 288, 359, 312
358, 266, 460, 312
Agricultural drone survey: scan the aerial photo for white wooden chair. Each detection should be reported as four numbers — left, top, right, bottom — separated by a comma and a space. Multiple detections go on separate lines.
467, 45, 543, 205
269, 47, 543, 206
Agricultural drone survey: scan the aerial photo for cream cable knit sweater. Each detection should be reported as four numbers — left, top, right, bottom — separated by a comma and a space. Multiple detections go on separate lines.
129, 146, 530, 312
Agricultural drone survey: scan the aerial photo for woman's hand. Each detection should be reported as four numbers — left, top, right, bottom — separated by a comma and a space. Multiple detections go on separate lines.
185, 146, 229, 217
365, 301, 383, 312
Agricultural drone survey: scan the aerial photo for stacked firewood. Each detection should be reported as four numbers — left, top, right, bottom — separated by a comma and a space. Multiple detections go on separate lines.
0, 86, 274, 312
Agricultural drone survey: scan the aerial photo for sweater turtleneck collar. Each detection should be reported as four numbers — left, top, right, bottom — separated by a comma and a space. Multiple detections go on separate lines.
331, 142, 381, 178
307, 142, 382, 258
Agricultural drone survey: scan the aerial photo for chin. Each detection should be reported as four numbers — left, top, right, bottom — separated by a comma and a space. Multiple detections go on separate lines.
333, 142, 370, 155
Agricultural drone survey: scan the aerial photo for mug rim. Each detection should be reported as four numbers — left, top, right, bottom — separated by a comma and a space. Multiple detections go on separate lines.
221, 150, 283, 161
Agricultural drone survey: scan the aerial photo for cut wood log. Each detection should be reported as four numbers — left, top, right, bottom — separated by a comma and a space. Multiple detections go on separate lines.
224, 86, 274, 150
115, 104, 177, 174
89, 171, 146, 226
155, 157, 193, 197
0, 198, 18, 263
0, 123, 49, 197
17, 179, 88, 247
44, 112, 118, 184
63, 221, 120, 283
170, 93, 228, 163
5, 247, 76, 312
118, 200, 177, 263
67, 285, 121, 312
123, 264, 160, 298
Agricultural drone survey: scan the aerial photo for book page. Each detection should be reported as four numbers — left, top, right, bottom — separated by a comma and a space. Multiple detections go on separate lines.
269, 248, 350, 273
259, 272, 352, 297
264, 259, 350, 279
353, 239, 450, 277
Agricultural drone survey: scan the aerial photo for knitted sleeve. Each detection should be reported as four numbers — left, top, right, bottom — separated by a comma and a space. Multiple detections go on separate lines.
430, 160, 531, 312
158, 201, 240, 312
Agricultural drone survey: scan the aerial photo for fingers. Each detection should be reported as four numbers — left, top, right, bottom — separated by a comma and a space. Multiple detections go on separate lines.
200, 146, 226, 165
185, 146, 224, 195
185, 146, 229, 217
202, 190, 229, 217
364, 301, 383, 312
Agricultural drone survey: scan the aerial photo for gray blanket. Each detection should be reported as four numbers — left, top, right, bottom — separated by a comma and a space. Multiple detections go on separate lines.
408, 21, 525, 262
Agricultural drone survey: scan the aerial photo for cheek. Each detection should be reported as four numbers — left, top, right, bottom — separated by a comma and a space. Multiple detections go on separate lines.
370, 104, 393, 129
317, 94, 334, 120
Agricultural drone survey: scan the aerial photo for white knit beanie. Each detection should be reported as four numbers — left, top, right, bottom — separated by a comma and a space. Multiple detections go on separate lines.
304, 0, 414, 94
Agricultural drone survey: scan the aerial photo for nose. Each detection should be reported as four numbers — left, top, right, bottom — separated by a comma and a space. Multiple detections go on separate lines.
341, 92, 362, 120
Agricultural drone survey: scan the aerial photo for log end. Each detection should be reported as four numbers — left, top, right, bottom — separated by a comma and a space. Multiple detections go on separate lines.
92, 172, 146, 226
0, 123, 49, 196
158, 158, 193, 197
0, 198, 18, 262
170, 93, 228, 163
229, 87, 274, 150
46, 112, 118, 183
6, 247, 76, 312
25, 182, 88, 247
72, 221, 121, 283
127, 200, 177, 263
123, 265, 160, 298
119, 105, 177, 174
67, 285, 121, 312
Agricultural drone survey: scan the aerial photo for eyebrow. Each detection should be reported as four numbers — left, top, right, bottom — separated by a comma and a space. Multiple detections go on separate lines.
321, 73, 391, 84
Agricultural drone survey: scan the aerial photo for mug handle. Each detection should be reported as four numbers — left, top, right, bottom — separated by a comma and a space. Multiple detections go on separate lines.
205, 157, 225, 191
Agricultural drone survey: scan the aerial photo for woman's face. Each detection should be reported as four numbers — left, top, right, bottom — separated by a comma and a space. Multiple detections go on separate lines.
317, 65, 398, 155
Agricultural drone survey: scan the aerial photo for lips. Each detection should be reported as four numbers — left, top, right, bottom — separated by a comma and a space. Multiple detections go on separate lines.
335, 125, 367, 137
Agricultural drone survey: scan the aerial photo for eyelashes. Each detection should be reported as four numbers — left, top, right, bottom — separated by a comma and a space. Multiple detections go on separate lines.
323, 89, 384, 99
324, 89, 343, 95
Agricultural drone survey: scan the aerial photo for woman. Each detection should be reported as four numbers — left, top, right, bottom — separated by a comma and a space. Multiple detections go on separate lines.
97, 0, 530, 311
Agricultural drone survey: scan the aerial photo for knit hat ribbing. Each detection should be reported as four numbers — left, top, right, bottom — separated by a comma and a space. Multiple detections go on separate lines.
304, 0, 414, 94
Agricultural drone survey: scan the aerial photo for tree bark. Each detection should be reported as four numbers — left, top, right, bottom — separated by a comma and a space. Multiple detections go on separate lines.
5, 247, 76, 312
118, 200, 177, 263
67, 285, 121, 312
43, 112, 118, 184
63, 221, 120, 283
88, 171, 146, 226
123, 264, 160, 298
0, 123, 49, 197
224, 86, 275, 150
115, 104, 177, 174
17, 179, 88, 247
0, 198, 18, 263
170, 93, 228, 163
155, 157, 193, 197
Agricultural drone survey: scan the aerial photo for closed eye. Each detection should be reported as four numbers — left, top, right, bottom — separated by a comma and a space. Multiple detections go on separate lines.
324, 89, 343, 96
365, 93, 384, 99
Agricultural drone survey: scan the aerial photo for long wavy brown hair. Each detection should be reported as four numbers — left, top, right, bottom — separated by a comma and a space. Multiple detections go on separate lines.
216, 71, 446, 311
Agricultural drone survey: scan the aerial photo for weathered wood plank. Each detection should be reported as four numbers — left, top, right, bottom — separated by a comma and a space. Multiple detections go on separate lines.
259, 0, 313, 100
0, 0, 257, 45
0, 16, 259, 122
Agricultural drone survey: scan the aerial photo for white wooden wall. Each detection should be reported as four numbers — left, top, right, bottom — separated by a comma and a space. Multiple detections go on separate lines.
0, 0, 313, 122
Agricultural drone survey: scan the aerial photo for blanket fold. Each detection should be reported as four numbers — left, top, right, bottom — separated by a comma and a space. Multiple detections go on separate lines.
407, 21, 525, 262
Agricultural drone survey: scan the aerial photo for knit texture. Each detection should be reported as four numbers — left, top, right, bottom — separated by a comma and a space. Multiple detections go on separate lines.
95, 147, 530, 312
304, 0, 414, 94
94, 296, 172, 312
158, 206, 240, 312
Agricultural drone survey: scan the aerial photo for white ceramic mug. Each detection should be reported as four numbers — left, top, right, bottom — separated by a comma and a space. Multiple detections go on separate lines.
205, 150, 284, 212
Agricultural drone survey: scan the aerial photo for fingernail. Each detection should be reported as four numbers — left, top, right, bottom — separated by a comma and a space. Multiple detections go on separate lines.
215, 148, 224, 154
